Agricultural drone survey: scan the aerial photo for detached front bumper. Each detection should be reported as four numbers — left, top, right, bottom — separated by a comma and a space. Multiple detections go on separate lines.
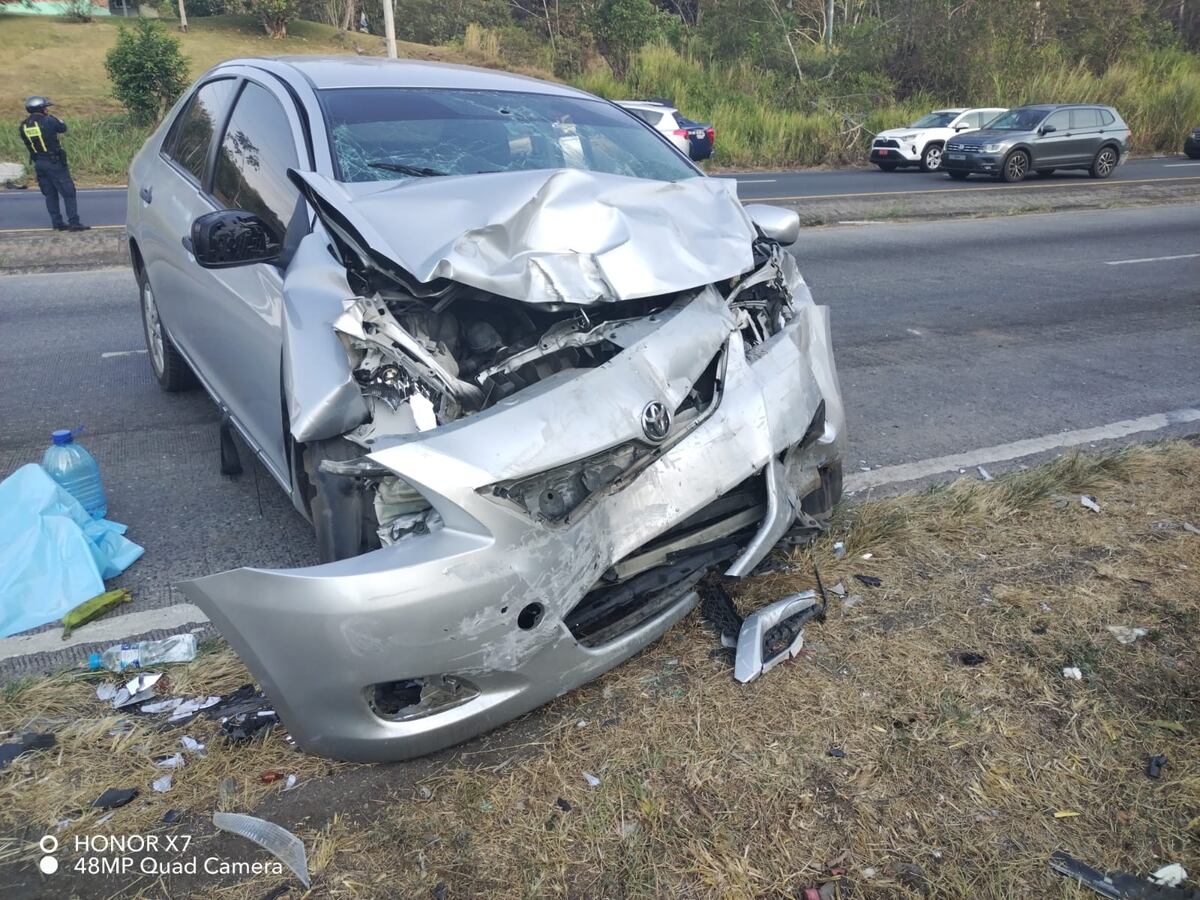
180, 285, 845, 762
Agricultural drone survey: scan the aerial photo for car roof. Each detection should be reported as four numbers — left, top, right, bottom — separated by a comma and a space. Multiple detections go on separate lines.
616, 100, 677, 112
219, 56, 594, 100
1015, 103, 1111, 111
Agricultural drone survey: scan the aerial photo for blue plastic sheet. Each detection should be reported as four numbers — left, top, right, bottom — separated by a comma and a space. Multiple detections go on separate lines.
0, 464, 144, 637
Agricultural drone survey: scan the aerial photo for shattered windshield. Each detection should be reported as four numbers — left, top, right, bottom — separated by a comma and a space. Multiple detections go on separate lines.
911, 111, 957, 128
319, 88, 699, 184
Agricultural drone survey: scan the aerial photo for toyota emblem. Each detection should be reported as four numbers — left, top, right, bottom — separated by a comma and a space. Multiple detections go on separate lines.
641, 400, 672, 443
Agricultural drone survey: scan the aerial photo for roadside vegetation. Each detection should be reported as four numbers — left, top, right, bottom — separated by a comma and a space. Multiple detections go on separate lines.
2, 441, 1199, 896
1, 0, 1199, 180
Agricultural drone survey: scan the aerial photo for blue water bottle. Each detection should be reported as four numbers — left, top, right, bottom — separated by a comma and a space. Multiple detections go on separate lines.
41, 428, 108, 519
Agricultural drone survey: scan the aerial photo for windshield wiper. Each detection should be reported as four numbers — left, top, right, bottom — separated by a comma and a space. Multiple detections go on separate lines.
367, 161, 448, 177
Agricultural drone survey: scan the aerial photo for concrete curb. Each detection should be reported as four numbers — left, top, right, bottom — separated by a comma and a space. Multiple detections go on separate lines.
3, 178, 1199, 274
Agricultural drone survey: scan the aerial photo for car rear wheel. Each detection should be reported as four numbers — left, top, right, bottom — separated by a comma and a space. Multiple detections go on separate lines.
876, 162, 898, 172
1089, 146, 1118, 179
1000, 150, 1029, 183
1036, 168, 1055, 177
947, 171, 969, 180
137, 267, 195, 392
920, 144, 943, 172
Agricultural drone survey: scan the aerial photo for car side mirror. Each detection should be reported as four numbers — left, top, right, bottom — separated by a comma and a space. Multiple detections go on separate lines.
955, 123, 971, 131
744, 203, 800, 246
1039, 124, 1057, 135
187, 210, 281, 269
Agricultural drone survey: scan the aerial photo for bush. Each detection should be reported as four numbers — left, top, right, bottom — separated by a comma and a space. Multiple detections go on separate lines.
63, 0, 97, 21
104, 18, 190, 126
243, 0, 301, 38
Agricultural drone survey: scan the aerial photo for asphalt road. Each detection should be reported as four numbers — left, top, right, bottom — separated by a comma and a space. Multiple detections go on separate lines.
2, 156, 1199, 229
0, 204, 1197, 665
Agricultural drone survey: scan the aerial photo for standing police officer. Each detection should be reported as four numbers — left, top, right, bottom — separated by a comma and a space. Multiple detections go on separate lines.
18, 96, 89, 232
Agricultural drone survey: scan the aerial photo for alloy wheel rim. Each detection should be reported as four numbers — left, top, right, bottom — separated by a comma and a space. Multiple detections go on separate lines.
143, 281, 165, 375
926, 146, 942, 169
1097, 150, 1115, 176
1007, 153, 1026, 179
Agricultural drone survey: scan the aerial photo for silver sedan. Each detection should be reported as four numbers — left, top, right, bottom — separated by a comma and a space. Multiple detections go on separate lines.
126, 56, 845, 762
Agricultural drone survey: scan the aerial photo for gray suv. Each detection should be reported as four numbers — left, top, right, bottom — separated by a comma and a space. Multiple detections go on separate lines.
941, 104, 1130, 182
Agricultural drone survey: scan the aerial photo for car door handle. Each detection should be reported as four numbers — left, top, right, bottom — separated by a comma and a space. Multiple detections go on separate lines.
139, 186, 153, 204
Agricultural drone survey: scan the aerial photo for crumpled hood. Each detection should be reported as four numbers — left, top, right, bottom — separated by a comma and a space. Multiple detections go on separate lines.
290, 168, 757, 306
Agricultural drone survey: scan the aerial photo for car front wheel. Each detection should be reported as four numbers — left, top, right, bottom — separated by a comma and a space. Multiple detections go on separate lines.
1001, 150, 1029, 183
920, 144, 943, 172
137, 268, 195, 392
1090, 146, 1118, 179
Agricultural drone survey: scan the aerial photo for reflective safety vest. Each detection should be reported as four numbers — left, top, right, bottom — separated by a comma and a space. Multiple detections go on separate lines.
22, 121, 49, 153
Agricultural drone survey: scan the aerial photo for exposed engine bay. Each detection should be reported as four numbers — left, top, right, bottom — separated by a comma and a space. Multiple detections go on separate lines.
330, 237, 799, 549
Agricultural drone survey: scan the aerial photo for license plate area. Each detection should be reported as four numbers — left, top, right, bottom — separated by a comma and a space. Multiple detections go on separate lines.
947, 152, 966, 159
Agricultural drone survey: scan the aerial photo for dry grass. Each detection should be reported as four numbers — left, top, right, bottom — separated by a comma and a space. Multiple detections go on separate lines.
2, 441, 1199, 897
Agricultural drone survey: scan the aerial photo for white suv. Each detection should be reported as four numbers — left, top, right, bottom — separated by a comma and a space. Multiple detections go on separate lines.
869, 107, 1006, 172
616, 100, 714, 161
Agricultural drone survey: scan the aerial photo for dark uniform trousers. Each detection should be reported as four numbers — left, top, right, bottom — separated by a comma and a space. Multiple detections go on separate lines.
35, 158, 80, 228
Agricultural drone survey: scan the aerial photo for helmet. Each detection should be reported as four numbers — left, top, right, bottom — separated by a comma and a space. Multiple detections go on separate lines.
24, 96, 53, 114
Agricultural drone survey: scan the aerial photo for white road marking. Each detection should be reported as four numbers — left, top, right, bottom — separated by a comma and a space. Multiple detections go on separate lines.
1105, 253, 1199, 266
1164, 162, 1200, 167
0, 603, 209, 663
905, 328, 923, 336
101, 349, 147, 358
846, 407, 1200, 493
737, 178, 778, 183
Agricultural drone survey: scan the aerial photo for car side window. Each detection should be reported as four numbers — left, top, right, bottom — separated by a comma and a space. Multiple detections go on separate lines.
1099, 109, 1116, 126
1043, 110, 1071, 133
211, 81, 300, 242
635, 109, 663, 127
963, 112, 983, 128
165, 78, 237, 184
1071, 108, 1101, 130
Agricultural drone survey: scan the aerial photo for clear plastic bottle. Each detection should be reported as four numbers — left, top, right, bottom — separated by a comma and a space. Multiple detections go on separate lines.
41, 428, 107, 519
88, 634, 198, 672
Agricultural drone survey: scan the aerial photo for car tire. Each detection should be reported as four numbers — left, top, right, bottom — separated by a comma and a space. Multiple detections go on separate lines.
303, 437, 382, 563
1187, 150, 1200, 160
1035, 168, 1055, 177
1089, 145, 1118, 179
876, 162, 898, 172
137, 267, 195, 392
1000, 149, 1029, 183
920, 143, 943, 172
947, 171, 969, 180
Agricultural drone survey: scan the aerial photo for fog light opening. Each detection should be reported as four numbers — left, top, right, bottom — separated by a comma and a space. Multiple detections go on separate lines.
368, 675, 480, 722
518, 602, 544, 630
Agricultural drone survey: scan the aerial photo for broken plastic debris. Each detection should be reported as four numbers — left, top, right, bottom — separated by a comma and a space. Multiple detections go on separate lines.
977, 466, 993, 481
283, 774, 298, 792
112, 672, 163, 709
141, 698, 183, 714
95, 683, 117, 702
1052, 851, 1192, 898
93, 787, 138, 810
0, 732, 56, 770
155, 753, 185, 769
1053, 809, 1081, 818
854, 574, 882, 588
833, 541, 845, 559
843, 594, 863, 609
1080, 495, 1101, 513
830, 582, 846, 597
959, 652, 987, 666
1150, 863, 1187, 887
162, 809, 181, 825
827, 746, 846, 758
152, 774, 172, 793
1106, 625, 1148, 645
1183, 522, 1200, 536
860, 552, 873, 560
212, 812, 310, 889
583, 771, 601, 787
218, 777, 238, 803
734, 590, 820, 683
181, 736, 205, 756
168, 696, 221, 722
1063, 667, 1083, 680
555, 797, 572, 812
1146, 754, 1168, 779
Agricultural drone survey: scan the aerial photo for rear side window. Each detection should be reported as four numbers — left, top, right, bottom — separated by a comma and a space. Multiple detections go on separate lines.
1100, 109, 1116, 125
1071, 108, 1101, 129
631, 108, 664, 127
165, 78, 236, 184
212, 81, 300, 240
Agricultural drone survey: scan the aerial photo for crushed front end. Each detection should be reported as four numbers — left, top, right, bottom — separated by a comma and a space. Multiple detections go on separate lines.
180, 171, 844, 762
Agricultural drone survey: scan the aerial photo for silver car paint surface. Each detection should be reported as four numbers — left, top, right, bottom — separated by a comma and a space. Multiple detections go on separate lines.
129, 57, 845, 762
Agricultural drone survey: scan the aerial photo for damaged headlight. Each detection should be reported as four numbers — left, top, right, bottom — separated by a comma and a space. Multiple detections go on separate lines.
318, 455, 442, 546
490, 442, 650, 523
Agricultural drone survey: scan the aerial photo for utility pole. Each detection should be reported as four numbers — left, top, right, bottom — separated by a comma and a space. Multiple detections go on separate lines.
382, 0, 397, 58
177, 0, 188, 32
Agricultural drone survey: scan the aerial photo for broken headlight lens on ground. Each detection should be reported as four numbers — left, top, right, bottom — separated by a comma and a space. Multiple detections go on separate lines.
367, 675, 480, 722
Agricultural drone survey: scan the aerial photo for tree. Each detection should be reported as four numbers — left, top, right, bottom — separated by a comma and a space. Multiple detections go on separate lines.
245, 0, 302, 37
104, 18, 190, 125
594, 0, 662, 77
